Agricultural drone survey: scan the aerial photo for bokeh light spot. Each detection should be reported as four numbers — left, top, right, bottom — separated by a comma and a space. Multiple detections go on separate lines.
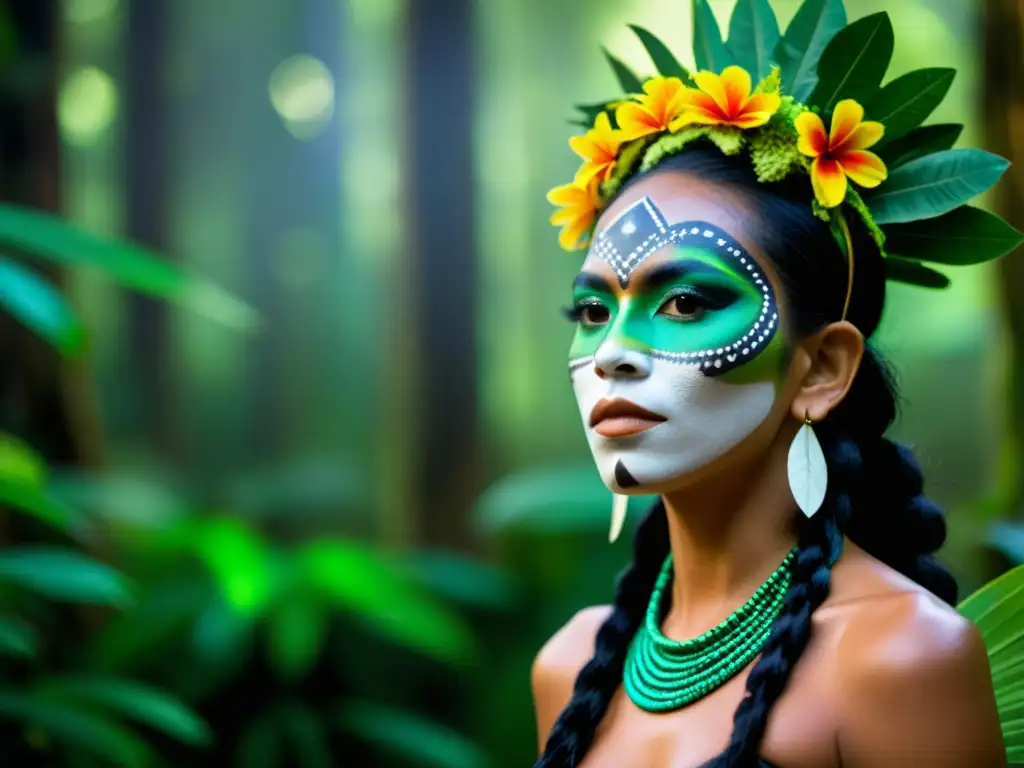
58, 67, 118, 147
268, 55, 335, 140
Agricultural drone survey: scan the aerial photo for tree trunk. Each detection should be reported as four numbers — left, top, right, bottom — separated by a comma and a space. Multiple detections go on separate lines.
405, 0, 481, 550
982, 0, 1024, 517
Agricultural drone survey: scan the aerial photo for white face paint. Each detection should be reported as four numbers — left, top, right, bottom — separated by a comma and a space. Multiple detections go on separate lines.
570, 353, 777, 491
566, 196, 784, 493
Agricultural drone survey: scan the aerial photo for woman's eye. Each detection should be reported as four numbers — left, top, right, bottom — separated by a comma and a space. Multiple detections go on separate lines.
658, 294, 706, 321
579, 304, 610, 326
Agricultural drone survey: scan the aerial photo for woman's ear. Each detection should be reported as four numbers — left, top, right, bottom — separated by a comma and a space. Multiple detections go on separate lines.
790, 321, 864, 422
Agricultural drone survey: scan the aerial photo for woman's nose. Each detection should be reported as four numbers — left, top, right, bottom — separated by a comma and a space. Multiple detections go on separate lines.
593, 342, 652, 380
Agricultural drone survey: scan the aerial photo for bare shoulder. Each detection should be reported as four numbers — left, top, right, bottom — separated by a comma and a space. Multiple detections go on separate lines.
532, 604, 613, 700
820, 544, 1004, 766
531, 605, 613, 751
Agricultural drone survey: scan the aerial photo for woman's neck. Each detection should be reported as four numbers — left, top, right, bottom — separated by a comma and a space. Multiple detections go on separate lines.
658, 431, 799, 640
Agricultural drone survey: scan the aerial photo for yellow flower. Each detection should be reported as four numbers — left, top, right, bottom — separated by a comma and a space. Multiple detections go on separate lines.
547, 178, 602, 251
614, 76, 691, 141
570, 112, 623, 186
676, 66, 781, 129
795, 99, 888, 208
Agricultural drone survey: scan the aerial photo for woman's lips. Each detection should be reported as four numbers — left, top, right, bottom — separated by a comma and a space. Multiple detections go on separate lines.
590, 397, 667, 438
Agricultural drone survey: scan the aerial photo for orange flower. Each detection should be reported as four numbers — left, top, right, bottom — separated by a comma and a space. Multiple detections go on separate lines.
614, 76, 691, 141
676, 66, 781, 129
795, 99, 888, 208
547, 178, 602, 251
570, 112, 623, 186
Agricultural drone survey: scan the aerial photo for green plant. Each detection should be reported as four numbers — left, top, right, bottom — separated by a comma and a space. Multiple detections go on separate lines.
0, 204, 259, 357
0, 432, 211, 767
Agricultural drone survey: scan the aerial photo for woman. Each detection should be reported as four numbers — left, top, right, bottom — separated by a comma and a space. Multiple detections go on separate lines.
534, 4, 1021, 766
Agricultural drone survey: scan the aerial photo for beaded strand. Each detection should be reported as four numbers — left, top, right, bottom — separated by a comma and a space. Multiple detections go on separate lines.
623, 549, 797, 712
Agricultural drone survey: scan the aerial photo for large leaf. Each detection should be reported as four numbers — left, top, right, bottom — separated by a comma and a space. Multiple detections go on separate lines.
958, 556, 1024, 755
0, 547, 132, 607
726, 0, 780, 81
878, 123, 963, 168
336, 701, 487, 768
193, 516, 274, 615
884, 255, 950, 289
236, 709, 284, 768
602, 48, 643, 94
865, 68, 955, 145
0, 481, 75, 534
808, 12, 894, 112
278, 702, 332, 768
0, 432, 45, 487
33, 675, 211, 747
474, 464, 656, 534
0, 692, 151, 767
629, 25, 690, 81
399, 551, 519, 610
773, 0, 846, 102
866, 149, 1010, 225
0, 615, 37, 658
692, 0, 732, 73
268, 594, 327, 683
0, 204, 259, 331
297, 539, 474, 665
572, 102, 615, 129
883, 206, 1024, 266
0, 257, 85, 355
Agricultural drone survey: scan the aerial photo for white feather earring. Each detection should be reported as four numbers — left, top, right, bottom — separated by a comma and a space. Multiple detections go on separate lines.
609, 494, 629, 543
787, 412, 827, 518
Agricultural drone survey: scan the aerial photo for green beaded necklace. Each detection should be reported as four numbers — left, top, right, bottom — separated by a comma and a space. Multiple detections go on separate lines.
624, 548, 798, 713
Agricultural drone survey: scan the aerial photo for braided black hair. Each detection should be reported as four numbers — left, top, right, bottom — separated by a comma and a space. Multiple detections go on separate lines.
535, 145, 958, 768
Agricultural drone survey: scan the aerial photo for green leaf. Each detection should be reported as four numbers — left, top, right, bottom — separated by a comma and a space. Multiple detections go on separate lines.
878, 123, 963, 168
0, 547, 133, 607
0, 615, 37, 658
0, 692, 152, 767
33, 675, 212, 747
773, 0, 846, 102
0, 257, 85, 355
279, 702, 332, 768
400, 551, 519, 610
0, 482, 76, 534
0, 432, 45, 487
629, 25, 690, 81
235, 710, 284, 768
336, 701, 487, 768
884, 255, 950, 289
0, 204, 260, 331
692, 0, 733, 73
268, 595, 327, 683
865, 69, 955, 145
808, 12, 894, 112
573, 102, 614, 129
602, 48, 643, 94
883, 206, 1024, 266
726, 0, 780, 81
297, 539, 474, 665
193, 516, 274, 616
866, 149, 1010, 225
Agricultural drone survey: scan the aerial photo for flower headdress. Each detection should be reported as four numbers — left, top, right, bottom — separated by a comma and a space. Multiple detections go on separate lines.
547, 0, 1023, 303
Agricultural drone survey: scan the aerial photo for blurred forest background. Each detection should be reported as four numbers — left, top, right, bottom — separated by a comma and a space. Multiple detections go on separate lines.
0, 0, 1022, 766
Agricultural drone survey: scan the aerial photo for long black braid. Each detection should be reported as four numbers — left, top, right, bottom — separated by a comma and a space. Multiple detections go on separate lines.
535, 146, 958, 768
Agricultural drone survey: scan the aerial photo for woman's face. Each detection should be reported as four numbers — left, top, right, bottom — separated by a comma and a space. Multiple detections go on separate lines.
567, 171, 797, 494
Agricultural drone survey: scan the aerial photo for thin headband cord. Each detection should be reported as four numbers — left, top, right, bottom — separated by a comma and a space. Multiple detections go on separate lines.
838, 212, 855, 322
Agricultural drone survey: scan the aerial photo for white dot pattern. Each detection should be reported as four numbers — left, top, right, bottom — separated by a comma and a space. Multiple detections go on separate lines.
580, 197, 781, 377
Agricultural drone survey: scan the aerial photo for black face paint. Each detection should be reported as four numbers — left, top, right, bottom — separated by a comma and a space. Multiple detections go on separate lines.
615, 460, 640, 489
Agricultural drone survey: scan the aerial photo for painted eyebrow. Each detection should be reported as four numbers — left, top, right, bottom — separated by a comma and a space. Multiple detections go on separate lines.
572, 271, 615, 294
637, 260, 732, 293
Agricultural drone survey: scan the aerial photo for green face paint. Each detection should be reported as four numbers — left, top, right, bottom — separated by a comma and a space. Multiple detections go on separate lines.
567, 203, 784, 492
569, 244, 773, 368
